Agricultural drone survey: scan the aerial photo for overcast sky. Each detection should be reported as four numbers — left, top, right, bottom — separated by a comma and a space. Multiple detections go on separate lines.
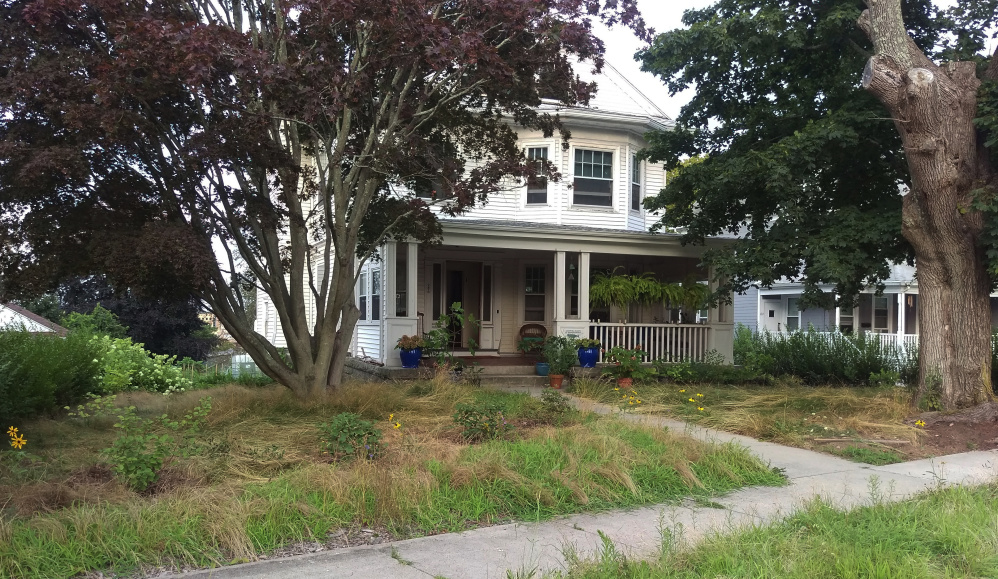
592, 0, 716, 120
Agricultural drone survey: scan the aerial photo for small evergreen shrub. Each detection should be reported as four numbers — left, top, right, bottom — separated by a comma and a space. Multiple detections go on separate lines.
540, 388, 572, 415
453, 402, 513, 441
318, 413, 383, 461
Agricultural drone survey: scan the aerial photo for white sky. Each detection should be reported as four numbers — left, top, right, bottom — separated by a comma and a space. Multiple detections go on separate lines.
593, 0, 716, 120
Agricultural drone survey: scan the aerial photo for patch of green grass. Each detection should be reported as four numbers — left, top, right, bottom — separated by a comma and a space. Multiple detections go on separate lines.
555, 484, 998, 578
830, 445, 904, 466
0, 381, 783, 579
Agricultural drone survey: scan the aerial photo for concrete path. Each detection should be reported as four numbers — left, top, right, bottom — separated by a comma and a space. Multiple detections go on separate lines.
170, 389, 998, 579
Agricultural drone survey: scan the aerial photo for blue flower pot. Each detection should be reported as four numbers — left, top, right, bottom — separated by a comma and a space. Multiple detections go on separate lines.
535, 362, 550, 376
399, 347, 422, 369
578, 347, 599, 368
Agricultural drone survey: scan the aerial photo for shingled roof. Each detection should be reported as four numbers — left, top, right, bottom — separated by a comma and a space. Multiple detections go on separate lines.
0, 303, 69, 336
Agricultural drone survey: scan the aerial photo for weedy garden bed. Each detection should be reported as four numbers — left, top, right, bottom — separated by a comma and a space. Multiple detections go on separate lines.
572, 377, 998, 464
0, 375, 782, 578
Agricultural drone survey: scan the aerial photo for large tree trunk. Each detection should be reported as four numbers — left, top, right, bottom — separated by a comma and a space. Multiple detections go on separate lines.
859, 1, 997, 410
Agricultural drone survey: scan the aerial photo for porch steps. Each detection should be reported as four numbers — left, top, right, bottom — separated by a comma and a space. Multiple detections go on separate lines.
479, 375, 548, 388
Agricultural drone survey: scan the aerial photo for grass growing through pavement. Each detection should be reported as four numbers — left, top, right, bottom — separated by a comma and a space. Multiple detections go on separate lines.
0, 376, 782, 578
573, 377, 919, 459
557, 483, 998, 578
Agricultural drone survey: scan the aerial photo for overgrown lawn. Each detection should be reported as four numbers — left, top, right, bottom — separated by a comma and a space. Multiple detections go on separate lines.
0, 377, 782, 578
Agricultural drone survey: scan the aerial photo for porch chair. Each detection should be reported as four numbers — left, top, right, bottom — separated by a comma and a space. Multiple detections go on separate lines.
517, 323, 548, 354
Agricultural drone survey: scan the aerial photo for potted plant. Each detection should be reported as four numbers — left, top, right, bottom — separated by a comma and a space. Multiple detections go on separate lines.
543, 336, 578, 389
575, 338, 601, 368
602, 345, 651, 387
395, 335, 426, 369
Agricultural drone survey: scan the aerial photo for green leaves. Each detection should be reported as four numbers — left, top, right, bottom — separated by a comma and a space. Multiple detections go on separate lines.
317, 413, 383, 461
640, 0, 919, 304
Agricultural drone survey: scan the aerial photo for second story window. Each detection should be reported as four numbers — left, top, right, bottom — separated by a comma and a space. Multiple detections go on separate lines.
631, 155, 641, 211
573, 149, 613, 207
526, 147, 548, 204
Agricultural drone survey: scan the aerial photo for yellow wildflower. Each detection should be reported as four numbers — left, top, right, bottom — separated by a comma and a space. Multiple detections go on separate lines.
10, 434, 25, 449
389, 413, 394, 421
614, 387, 620, 391
679, 389, 686, 393
697, 407, 705, 412
6, 426, 17, 436
696, 393, 704, 398
915, 420, 926, 427
688, 398, 694, 402
393, 422, 401, 429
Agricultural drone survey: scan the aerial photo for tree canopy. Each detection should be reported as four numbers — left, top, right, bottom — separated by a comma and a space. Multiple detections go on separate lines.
640, 0, 998, 307
0, 0, 645, 394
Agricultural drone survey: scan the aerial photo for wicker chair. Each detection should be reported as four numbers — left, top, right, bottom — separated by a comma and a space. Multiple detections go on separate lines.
517, 323, 548, 354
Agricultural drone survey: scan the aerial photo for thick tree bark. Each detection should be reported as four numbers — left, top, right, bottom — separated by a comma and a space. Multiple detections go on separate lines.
859, 1, 997, 410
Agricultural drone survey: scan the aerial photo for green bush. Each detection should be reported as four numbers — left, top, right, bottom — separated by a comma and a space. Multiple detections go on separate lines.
317, 413, 383, 461
62, 304, 129, 338
0, 329, 103, 424
733, 325, 919, 386
68, 395, 212, 491
540, 388, 572, 415
91, 335, 192, 394
453, 402, 514, 441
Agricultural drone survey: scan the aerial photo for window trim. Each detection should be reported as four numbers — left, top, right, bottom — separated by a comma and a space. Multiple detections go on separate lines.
571, 147, 615, 209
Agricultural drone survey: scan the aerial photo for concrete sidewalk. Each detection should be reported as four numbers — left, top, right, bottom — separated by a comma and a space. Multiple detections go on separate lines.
170, 391, 998, 579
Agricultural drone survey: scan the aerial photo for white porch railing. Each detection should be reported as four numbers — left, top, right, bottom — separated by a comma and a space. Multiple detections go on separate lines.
591, 322, 710, 363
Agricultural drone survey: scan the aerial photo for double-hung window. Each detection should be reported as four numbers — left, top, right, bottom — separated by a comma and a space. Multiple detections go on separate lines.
524, 266, 546, 321
573, 149, 613, 207
786, 298, 800, 331
630, 155, 641, 211
526, 147, 548, 204
357, 267, 381, 321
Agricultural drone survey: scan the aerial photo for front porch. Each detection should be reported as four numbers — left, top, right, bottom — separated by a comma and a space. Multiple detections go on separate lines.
364, 221, 734, 367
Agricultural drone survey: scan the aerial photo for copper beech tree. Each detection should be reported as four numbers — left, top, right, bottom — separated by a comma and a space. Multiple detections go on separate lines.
0, 0, 645, 395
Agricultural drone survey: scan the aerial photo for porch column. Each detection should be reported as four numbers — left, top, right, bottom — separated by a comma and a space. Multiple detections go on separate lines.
384, 241, 397, 317
898, 292, 906, 335
579, 252, 590, 322
834, 293, 840, 331
554, 250, 567, 321
407, 242, 419, 319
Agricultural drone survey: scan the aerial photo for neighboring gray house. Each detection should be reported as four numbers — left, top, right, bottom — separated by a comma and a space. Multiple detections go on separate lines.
734, 263, 998, 350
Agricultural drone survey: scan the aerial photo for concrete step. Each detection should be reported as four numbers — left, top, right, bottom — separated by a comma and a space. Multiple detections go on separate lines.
479, 375, 550, 387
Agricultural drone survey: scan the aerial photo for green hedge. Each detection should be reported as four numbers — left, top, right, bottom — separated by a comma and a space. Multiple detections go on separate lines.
0, 330, 103, 424
734, 325, 918, 386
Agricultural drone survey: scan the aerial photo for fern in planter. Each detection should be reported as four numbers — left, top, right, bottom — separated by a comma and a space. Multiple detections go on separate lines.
629, 272, 663, 305
679, 276, 711, 323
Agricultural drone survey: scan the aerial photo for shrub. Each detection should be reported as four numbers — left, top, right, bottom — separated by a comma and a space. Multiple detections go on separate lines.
452, 402, 513, 441
91, 335, 193, 394
543, 335, 578, 375
540, 388, 572, 415
0, 329, 103, 423
734, 327, 919, 386
318, 413, 383, 461
67, 394, 213, 491
62, 304, 129, 338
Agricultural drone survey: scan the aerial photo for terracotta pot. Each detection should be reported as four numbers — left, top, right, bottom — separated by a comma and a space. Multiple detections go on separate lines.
616, 377, 633, 388
549, 374, 564, 389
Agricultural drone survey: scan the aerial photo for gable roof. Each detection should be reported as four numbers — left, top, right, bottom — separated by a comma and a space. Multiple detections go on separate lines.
537, 60, 674, 134
0, 303, 69, 336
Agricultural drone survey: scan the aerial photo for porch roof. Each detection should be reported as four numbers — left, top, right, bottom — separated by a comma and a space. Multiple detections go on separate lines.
437, 219, 732, 258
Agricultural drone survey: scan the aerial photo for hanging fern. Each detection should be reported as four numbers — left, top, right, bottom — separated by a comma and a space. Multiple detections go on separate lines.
658, 282, 685, 310
589, 268, 634, 309
629, 272, 662, 305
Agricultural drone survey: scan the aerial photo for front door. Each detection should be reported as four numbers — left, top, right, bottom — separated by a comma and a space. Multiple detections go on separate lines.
445, 261, 482, 349
761, 297, 784, 333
